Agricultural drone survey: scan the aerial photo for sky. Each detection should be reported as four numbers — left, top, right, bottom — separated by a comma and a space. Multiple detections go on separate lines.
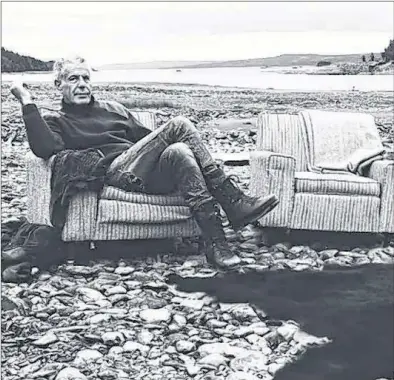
2, 2, 393, 66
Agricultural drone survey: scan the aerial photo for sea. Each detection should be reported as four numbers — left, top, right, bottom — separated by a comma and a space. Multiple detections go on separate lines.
2, 66, 393, 92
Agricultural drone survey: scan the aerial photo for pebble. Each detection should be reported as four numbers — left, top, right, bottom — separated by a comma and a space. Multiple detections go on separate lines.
137, 330, 154, 345
139, 308, 172, 323
55, 367, 87, 380
76, 287, 106, 303
199, 353, 228, 367
176, 340, 196, 353
123, 341, 150, 354
32, 332, 58, 347
73, 349, 103, 366
114, 266, 135, 275
230, 351, 269, 371
226, 371, 260, 380
105, 285, 127, 295
101, 331, 125, 345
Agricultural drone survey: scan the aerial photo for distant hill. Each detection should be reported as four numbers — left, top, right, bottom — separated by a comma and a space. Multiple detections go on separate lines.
174, 53, 381, 69
99, 60, 219, 70
1, 48, 53, 73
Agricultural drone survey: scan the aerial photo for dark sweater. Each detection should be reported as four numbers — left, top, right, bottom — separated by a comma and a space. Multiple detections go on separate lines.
22, 96, 152, 164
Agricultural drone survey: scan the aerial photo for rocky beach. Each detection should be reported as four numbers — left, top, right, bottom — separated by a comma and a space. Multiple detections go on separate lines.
1, 82, 394, 380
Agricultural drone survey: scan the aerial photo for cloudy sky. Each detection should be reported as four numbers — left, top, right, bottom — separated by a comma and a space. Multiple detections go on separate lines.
2, 2, 393, 65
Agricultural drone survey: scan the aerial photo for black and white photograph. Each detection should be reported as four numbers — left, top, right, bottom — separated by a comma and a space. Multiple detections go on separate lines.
1, 1, 393, 380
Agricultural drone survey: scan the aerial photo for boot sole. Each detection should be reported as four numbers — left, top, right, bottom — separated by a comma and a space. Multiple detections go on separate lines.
231, 197, 280, 231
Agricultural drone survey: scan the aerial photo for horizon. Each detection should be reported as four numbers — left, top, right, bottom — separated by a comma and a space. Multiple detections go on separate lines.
2, 2, 393, 66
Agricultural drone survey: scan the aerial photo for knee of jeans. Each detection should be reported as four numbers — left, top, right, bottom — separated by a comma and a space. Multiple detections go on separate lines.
171, 116, 197, 132
164, 142, 193, 158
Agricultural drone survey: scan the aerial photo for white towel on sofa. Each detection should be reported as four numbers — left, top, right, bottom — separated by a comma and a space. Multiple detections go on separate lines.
299, 110, 385, 174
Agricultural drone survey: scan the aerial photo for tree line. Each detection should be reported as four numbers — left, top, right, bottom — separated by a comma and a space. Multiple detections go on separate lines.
1, 48, 53, 73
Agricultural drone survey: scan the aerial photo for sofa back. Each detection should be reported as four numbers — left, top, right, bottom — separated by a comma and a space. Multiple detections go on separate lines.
130, 111, 157, 130
256, 112, 309, 171
300, 110, 383, 169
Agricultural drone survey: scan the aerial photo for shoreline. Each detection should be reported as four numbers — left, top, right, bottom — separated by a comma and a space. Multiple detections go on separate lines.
2, 78, 394, 94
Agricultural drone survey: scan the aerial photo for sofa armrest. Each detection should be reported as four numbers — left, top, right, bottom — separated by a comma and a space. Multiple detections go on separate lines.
25, 151, 54, 225
366, 159, 394, 232
250, 151, 296, 227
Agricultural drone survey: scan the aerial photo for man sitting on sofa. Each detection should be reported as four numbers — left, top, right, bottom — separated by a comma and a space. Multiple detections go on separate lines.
10, 56, 279, 268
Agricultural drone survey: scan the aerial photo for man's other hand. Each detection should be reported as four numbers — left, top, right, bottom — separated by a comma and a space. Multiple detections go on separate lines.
10, 82, 33, 105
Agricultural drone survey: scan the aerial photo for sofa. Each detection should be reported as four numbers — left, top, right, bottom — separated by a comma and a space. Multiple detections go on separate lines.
250, 110, 394, 233
26, 110, 201, 243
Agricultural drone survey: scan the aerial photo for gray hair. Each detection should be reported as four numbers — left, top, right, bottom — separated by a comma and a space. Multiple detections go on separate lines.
53, 56, 91, 82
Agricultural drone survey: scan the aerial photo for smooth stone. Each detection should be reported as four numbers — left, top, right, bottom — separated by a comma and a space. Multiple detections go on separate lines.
268, 362, 286, 375
64, 266, 98, 276
101, 331, 125, 345
98, 369, 128, 380
181, 298, 205, 310
55, 367, 87, 380
173, 314, 187, 327
198, 353, 227, 367
293, 330, 331, 346
320, 249, 338, 259
230, 351, 269, 372
105, 286, 127, 295
239, 242, 258, 252
226, 371, 260, 380
108, 346, 124, 357
32, 332, 58, 347
89, 314, 112, 324
198, 343, 249, 358
125, 280, 141, 290
73, 349, 103, 366
229, 304, 257, 322
139, 308, 172, 323
76, 287, 106, 302
123, 341, 150, 354
137, 330, 154, 345
206, 319, 227, 329
277, 323, 299, 340
176, 340, 196, 353
114, 266, 135, 275
186, 364, 201, 376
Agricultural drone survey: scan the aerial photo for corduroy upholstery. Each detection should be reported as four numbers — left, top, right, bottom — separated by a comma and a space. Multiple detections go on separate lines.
26, 110, 201, 242
251, 110, 394, 233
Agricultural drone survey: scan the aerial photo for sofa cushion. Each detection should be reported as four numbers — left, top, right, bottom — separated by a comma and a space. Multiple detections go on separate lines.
295, 172, 380, 197
97, 200, 193, 224
98, 186, 193, 224
101, 186, 187, 206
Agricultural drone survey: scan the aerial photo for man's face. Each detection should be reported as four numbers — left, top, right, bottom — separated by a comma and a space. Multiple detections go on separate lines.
56, 63, 92, 105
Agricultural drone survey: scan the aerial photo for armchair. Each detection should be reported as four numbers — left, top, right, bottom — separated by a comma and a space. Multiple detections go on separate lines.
26, 110, 201, 243
250, 110, 394, 233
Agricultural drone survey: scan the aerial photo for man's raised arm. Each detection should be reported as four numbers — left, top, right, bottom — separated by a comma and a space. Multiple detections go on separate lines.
11, 82, 65, 159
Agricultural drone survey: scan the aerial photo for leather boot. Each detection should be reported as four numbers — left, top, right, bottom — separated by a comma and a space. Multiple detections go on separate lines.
193, 201, 241, 268
206, 168, 279, 231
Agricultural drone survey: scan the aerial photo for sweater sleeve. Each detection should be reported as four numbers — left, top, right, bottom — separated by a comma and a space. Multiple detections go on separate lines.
22, 104, 65, 159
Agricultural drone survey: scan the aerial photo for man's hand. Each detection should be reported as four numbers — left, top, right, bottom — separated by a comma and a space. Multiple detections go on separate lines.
10, 81, 33, 106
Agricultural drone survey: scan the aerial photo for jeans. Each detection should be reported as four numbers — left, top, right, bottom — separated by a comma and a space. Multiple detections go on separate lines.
108, 116, 218, 210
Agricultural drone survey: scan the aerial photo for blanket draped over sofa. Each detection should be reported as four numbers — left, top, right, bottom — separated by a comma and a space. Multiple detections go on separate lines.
50, 149, 109, 229
299, 110, 385, 175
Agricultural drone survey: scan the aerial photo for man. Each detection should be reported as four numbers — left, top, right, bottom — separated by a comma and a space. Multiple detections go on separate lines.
11, 56, 279, 268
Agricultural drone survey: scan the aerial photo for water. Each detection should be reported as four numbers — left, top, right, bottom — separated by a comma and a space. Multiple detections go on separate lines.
2, 67, 393, 92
